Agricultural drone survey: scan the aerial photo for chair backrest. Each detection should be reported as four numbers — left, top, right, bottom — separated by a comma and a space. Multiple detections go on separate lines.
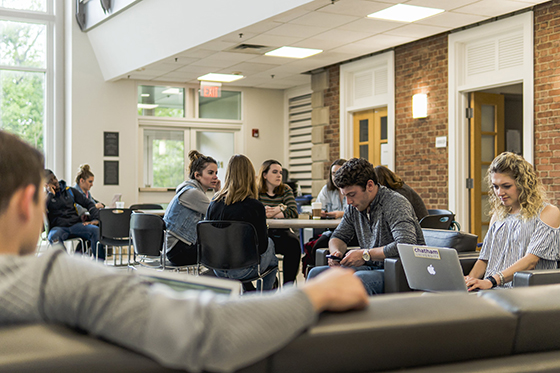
197, 220, 259, 270
419, 214, 454, 230
427, 209, 455, 217
422, 228, 478, 252
99, 208, 133, 239
130, 213, 165, 256
129, 203, 163, 211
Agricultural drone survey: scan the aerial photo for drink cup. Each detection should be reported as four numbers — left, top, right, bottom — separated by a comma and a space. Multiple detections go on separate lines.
116, 201, 125, 209
312, 202, 322, 220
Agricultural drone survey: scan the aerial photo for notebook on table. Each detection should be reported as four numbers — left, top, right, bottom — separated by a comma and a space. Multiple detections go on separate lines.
134, 268, 242, 298
397, 244, 469, 293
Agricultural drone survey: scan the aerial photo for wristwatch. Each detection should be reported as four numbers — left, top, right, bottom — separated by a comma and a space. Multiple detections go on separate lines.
279, 204, 287, 212
362, 249, 371, 262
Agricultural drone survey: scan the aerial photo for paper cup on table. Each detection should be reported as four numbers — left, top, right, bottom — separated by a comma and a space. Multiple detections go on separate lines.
312, 202, 322, 220
115, 201, 125, 209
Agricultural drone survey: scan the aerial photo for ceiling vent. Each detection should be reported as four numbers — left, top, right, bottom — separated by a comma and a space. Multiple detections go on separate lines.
226, 44, 274, 55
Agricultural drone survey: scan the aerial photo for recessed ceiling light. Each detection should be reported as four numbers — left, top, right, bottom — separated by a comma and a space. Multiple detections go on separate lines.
137, 104, 159, 109
161, 88, 182, 95
367, 4, 444, 23
141, 93, 150, 97
197, 73, 244, 83
265, 46, 322, 59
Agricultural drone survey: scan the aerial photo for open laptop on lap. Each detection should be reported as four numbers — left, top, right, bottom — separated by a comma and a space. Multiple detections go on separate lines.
134, 268, 242, 298
397, 244, 470, 293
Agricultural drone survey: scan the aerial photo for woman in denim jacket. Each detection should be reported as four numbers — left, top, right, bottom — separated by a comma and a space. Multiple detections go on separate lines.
163, 150, 220, 266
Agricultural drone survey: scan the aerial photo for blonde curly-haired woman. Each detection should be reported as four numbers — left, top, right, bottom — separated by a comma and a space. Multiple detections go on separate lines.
465, 152, 560, 290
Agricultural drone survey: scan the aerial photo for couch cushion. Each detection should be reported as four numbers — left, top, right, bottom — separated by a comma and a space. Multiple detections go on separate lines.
0, 324, 178, 372
268, 292, 517, 373
481, 284, 560, 354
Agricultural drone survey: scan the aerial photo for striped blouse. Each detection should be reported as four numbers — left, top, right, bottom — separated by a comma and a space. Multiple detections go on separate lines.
479, 206, 560, 288
258, 185, 299, 219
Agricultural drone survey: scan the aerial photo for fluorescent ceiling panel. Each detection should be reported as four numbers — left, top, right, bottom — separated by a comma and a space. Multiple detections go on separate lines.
197, 73, 245, 82
265, 46, 322, 58
368, 4, 444, 23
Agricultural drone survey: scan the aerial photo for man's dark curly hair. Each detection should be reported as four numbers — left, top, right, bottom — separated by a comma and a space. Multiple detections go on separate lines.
333, 158, 377, 190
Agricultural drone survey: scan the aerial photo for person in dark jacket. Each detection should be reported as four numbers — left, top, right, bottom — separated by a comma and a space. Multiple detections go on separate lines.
44, 170, 101, 258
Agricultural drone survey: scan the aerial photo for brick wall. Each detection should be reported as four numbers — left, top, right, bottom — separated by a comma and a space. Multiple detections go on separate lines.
319, 3, 559, 210
394, 34, 449, 209
323, 64, 341, 178
534, 0, 560, 205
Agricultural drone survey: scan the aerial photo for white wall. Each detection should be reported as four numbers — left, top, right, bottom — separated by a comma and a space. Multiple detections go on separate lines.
66, 0, 137, 206
242, 87, 285, 170
65, 0, 286, 207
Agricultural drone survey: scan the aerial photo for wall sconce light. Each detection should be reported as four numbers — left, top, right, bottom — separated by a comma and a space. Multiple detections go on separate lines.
412, 93, 428, 118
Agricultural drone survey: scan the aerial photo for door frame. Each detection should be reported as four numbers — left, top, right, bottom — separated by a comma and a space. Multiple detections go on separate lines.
340, 51, 395, 169
448, 12, 534, 232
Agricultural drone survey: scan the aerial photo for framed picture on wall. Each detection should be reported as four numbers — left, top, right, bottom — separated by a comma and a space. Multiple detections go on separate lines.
104, 132, 119, 157
104, 160, 119, 185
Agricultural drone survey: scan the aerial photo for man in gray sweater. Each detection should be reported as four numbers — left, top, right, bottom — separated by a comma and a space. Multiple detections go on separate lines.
308, 158, 425, 295
0, 130, 368, 372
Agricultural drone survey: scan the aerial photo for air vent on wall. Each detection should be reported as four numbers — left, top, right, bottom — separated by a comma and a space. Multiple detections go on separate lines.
225, 44, 274, 55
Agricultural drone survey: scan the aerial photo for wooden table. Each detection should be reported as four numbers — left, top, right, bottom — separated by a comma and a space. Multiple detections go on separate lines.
135, 209, 166, 216
267, 218, 341, 229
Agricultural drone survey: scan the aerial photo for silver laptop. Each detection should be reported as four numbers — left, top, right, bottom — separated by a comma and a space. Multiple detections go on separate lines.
134, 268, 242, 298
397, 244, 468, 292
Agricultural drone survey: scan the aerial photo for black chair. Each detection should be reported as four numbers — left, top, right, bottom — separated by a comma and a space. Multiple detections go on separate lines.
97, 208, 133, 265
129, 203, 163, 210
129, 213, 167, 270
427, 209, 454, 216
419, 214, 454, 230
197, 220, 278, 292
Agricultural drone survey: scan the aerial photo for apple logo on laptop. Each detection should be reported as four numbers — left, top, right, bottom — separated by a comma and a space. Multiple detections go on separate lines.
427, 264, 436, 275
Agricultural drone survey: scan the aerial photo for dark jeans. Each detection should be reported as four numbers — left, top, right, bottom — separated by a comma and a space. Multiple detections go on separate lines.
48, 223, 101, 258
167, 240, 197, 266
269, 228, 300, 284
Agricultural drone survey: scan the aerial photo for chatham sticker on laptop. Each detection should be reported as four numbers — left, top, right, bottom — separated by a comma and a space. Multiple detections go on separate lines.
413, 247, 441, 260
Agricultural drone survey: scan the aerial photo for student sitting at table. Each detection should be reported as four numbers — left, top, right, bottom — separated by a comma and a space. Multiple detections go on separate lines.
258, 159, 301, 285
74, 164, 105, 220
163, 150, 220, 266
206, 155, 278, 290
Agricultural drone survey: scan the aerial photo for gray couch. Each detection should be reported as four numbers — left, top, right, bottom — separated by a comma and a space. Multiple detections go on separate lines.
8, 284, 560, 372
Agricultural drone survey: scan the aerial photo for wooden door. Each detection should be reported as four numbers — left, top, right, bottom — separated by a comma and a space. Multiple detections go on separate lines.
353, 107, 388, 165
469, 92, 505, 242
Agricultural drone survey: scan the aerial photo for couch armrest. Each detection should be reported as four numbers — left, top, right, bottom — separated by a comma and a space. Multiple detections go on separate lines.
383, 257, 413, 293
316, 249, 329, 267
513, 269, 560, 287
422, 229, 478, 252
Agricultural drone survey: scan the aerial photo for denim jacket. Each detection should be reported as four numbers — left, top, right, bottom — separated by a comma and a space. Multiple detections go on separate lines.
163, 180, 205, 245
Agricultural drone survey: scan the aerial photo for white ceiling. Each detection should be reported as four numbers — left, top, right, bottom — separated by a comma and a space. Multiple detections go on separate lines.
124, 0, 550, 89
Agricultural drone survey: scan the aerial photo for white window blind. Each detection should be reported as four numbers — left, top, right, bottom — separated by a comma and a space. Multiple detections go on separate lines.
288, 93, 312, 195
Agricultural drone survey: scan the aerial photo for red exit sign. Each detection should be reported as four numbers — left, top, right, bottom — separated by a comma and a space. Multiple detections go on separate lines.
200, 84, 221, 98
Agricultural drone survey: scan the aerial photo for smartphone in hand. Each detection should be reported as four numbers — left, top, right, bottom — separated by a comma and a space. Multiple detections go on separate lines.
326, 254, 342, 261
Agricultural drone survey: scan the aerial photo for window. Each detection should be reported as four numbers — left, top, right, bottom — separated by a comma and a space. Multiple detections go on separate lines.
0, 17, 47, 151
144, 129, 185, 188
138, 85, 185, 117
0, 0, 46, 12
199, 90, 241, 120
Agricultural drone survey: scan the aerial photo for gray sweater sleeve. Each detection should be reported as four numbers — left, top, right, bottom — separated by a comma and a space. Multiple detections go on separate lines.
2, 251, 316, 372
179, 188, 210, 215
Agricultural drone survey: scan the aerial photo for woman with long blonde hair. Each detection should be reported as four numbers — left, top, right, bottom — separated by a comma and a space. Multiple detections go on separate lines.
465, 152, 560, 290
207, 155, 278, 290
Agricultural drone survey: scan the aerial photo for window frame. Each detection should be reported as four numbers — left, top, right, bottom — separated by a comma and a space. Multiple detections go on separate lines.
0, 1, 61, 170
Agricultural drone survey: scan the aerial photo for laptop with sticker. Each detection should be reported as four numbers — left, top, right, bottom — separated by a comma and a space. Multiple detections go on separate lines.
397, 244, 469, 292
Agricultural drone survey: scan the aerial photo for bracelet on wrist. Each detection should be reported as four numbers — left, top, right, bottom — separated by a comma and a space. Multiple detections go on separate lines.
497, 272, 505, 286
486, 276, 498, 288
